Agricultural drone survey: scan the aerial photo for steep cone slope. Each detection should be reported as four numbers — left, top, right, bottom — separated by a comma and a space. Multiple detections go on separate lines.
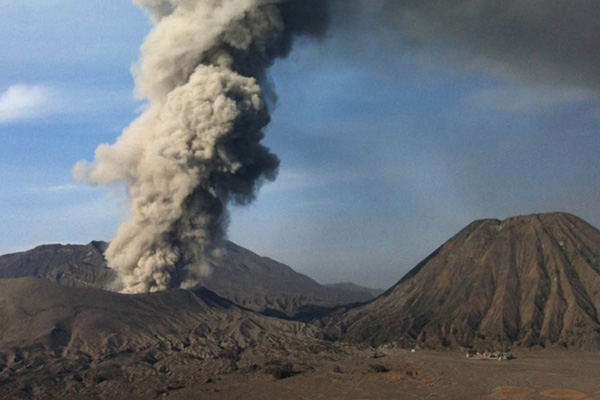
332, 213, 600, 349
0, 241, 374, 317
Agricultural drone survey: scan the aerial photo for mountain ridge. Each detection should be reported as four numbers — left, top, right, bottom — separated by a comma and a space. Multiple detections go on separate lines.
0, 240, 377, 318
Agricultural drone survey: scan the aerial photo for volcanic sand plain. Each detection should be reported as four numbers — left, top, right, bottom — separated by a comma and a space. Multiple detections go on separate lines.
162, 349, 600, 400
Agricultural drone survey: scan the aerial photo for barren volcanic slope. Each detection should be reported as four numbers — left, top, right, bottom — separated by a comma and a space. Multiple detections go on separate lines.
0, 241, 113, 289
0, 241, 374, 318
332, 212, 600, 349
0, 277, 327, 399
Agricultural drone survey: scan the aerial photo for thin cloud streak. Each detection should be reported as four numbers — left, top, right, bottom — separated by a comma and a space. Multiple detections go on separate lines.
45, 183, 89, 193
466, 85, 599, 113
0, 82, 140, 126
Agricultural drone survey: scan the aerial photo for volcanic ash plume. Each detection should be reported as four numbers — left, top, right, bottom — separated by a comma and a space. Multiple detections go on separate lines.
74, 0, 329, 294
335, 0, 600, 89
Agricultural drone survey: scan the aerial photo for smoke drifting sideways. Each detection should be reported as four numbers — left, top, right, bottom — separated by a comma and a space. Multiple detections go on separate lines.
335, 0, 600, 91
74, 0, 329, 294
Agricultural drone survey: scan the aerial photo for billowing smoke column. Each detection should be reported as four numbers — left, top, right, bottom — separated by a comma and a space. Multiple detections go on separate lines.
74, 0, 329, 293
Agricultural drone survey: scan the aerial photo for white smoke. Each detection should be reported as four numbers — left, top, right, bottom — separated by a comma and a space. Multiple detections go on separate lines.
74, 0, 328, 293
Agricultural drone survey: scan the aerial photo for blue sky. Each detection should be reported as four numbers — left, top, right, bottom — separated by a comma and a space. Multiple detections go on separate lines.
1, 1, 599, 288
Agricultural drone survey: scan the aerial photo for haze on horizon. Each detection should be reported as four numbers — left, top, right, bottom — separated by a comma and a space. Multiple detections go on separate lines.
0, 0, 599, 289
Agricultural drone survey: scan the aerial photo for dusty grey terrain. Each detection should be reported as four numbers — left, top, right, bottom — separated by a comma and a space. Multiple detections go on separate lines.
0, 278, 333, 399
2, 213, 600, 399
188, 349, 600, 400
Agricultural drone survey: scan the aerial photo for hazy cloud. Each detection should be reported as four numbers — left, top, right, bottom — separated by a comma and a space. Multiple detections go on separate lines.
0, 84, 56, 124
0, 196, 119, 255
261, 168, 372, 194
466, 86, 599, 113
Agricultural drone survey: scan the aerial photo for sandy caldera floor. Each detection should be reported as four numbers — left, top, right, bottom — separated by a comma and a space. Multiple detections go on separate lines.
167, 349, 600, 400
